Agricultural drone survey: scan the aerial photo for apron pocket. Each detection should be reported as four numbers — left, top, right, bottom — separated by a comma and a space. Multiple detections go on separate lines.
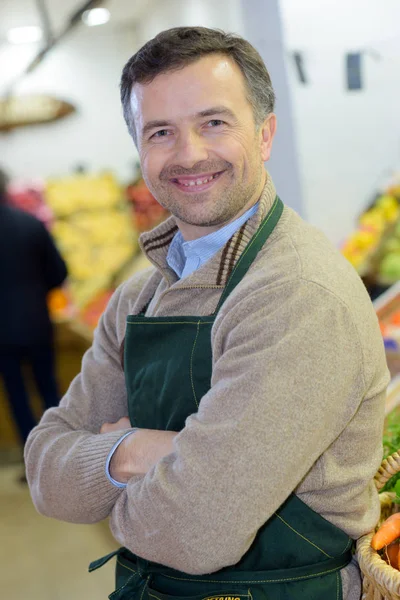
146, 585, 251, 600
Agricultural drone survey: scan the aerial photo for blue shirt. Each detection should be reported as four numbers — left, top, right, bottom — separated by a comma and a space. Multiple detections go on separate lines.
106, 201, 259, 487
166, 202, 259, 279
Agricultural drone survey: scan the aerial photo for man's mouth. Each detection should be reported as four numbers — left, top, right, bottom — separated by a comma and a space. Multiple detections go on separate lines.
170, 170, 225, 191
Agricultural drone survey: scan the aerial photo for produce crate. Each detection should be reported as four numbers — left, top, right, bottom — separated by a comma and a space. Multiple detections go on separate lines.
357, 453, 400, 599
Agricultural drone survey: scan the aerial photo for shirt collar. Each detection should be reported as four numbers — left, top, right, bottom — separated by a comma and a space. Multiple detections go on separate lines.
167, 201, 259, 279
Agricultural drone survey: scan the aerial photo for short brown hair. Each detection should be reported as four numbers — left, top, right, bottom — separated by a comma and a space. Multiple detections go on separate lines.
120, 26, 275, 143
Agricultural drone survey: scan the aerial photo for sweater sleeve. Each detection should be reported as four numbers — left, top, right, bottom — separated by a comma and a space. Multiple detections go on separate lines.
24, 279, 141, 524
108, 279, 368, 574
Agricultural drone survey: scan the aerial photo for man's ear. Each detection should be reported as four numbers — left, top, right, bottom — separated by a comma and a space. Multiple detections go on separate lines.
260, 113, 277, 162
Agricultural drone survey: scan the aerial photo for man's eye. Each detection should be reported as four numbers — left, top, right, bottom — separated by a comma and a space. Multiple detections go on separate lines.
152, 130, 170, 138
208, 119, 224, 127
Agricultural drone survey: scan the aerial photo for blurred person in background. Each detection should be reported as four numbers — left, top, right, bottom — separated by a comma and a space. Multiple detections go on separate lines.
0, 168, 67, 460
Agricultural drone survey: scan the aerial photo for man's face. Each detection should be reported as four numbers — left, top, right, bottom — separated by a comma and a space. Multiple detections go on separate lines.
130, 54, 276, 239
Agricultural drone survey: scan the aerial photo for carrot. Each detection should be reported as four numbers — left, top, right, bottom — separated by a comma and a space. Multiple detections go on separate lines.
372, 513, 400, 550
384, 541, 400, 569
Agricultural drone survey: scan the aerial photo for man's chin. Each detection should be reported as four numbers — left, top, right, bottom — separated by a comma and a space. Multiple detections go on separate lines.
174, 211, 234, 229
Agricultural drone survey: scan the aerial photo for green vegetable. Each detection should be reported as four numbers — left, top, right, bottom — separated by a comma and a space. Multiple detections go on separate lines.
382, 409, 400, 493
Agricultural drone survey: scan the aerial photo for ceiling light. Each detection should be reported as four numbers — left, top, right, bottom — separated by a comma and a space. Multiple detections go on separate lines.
7, 26, 43, 45
82, 8, 110, 27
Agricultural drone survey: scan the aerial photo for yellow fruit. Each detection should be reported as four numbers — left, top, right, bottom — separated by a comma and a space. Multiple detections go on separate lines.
376, 195, 399, 222
351, 231, 377, 250
359, 210, 386, 232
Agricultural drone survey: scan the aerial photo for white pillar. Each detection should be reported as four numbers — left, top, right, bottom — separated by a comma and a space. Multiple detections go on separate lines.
240, 0, 304, 215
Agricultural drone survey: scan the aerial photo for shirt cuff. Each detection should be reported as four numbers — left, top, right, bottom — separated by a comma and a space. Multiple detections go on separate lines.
105, 430, 137, 488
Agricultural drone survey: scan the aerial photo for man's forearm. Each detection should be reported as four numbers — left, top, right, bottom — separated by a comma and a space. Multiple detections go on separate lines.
109, 428, 177, 482
25, 415, 129, 523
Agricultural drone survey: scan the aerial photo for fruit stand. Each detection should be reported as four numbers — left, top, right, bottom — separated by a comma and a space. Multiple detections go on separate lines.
7, 171, 170, 340
341, 182, 400, 296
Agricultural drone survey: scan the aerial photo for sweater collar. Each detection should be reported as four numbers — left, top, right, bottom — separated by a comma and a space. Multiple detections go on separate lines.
139, 173, 277, 287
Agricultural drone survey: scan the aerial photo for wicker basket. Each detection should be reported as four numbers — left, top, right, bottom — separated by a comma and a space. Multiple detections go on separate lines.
357, 451, 400, 599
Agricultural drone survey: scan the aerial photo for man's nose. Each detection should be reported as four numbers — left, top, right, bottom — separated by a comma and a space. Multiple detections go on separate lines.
173, 131, 209, 169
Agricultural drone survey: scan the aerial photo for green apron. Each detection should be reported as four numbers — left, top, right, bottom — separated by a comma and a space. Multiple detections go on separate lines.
90, 196, 353, 599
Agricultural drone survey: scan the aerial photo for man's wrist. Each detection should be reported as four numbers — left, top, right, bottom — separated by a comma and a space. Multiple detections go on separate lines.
109, 429, 178, 482
106, 430, 137, 486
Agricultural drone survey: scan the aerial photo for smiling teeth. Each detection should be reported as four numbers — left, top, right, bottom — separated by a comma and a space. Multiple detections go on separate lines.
178, 173, 219, 186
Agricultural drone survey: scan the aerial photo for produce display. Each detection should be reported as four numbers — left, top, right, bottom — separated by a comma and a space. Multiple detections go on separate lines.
8, 180, 53, 227
374, 284, 400, 396
342, 183, 400, 284
45, 172, 139, 309
6, 171, 169, 334
46, 172, 122, 215
364, 392, 400, 570
368, 286, 400, 571
126, 177, 169, 232
372, 512, 400, 569
342, 192, 400, 274
78, 290, 114, 330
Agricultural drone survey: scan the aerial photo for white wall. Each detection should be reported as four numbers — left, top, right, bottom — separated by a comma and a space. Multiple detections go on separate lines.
241, 0, 303, 215
0, 24, 139, 183
132, 0, 244, 44
280, 0, 400, 244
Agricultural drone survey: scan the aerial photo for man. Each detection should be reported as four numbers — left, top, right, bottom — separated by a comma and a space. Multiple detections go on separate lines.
0, 168, 67, 452
25, 28, 389, 600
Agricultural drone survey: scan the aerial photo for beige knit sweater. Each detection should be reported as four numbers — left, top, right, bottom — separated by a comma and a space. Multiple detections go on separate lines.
25, 175, 389, 599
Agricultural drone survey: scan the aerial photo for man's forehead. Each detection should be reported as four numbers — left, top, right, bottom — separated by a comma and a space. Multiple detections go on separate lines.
130, 55, 245, 121
135, 54, 238, 91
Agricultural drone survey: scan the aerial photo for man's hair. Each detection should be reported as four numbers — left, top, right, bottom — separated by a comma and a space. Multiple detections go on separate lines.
120, 26, 275, 143
0, 168, 9, 204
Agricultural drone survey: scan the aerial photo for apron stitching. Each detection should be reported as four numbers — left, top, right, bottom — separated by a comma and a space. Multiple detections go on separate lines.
116, 558, 137, 574
340, 537, 353, 554
273, 512, 333, 558
127, 321, 214, 325
336, 571, 339, 600
217, 197, 279, 310
139, 577, 150, 600
190, 320, 201, 408
227, 197, 278, 281
109, 573, 136, 599
159, 559, 349, 584
149, 592, 250, 600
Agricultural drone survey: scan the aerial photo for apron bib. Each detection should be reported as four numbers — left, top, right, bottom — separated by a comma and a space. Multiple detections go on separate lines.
90, 197, 353, 599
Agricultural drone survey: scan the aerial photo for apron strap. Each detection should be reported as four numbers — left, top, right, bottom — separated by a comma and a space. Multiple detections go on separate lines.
107, 545, 353, 590
214, 196, 284, 314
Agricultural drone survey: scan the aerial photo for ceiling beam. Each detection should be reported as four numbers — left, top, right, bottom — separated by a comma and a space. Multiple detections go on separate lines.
5, 0, 106, 94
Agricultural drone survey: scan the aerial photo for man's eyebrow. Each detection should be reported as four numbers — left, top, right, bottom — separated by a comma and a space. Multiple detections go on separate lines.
196, 106, 237, 120
142, 120, 174, 138
141, 107, 237, 138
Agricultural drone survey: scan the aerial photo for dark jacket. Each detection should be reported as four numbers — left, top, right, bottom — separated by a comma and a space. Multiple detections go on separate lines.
0, 205, 67, 347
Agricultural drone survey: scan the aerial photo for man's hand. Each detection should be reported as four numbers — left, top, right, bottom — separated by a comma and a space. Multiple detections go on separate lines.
110, 429, 177, 482
100, 418, 178, 483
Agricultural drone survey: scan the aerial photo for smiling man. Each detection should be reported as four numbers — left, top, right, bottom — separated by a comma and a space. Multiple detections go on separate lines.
130, 53, 273, 240
25, 27, 389, 600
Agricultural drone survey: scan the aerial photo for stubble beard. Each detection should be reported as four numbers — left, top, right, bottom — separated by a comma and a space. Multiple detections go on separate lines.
146, 161, 264, 229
